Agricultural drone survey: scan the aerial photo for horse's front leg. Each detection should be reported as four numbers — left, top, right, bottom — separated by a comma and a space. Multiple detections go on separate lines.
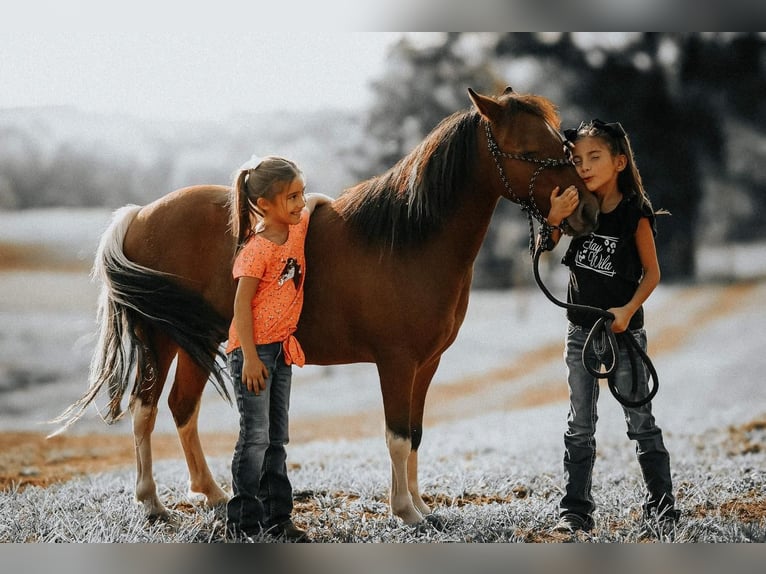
407, 358, 440, 516
385, 428, 422, 524
169, 353, 228, 507
378, 360, 423, 525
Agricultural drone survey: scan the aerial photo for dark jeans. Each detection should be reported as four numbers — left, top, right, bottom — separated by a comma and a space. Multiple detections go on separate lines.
226, 344, 293, 534
560, 323, 675, 520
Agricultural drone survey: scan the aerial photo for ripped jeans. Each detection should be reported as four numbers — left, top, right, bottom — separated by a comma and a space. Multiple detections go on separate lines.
226, 344, 294, 534
560, 323, 675, 520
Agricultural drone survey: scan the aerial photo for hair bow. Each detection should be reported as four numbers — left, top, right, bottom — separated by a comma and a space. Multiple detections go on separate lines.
564, 118, 627, 143
240, 154, 265, 172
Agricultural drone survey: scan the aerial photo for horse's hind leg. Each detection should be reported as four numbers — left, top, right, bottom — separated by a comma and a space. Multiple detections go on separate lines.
407, 358, 440, 517
130, 327, 176, 519
169, 350, 228, 507
378, 359, 423, 525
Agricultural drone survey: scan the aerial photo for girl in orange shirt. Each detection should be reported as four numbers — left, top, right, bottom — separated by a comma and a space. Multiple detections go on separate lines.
226, 155, 330, 542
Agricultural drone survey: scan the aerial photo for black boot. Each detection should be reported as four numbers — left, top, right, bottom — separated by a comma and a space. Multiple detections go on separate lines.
560, 440, 597, 521
637, 439, 679, 523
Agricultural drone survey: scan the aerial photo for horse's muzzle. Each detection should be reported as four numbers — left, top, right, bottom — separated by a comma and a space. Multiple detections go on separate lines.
561, 197, 599, 237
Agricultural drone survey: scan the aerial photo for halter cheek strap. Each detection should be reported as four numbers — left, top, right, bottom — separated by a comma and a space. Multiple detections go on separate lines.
484, 121, 572, 254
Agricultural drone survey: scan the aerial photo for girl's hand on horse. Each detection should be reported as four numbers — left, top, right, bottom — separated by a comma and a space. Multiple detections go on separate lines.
306, 193, 333, 214
547, 185, 579, 227
242, 355, 269, 394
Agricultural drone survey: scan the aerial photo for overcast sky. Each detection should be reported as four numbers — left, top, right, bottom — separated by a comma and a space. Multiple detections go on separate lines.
1, 32, 401, 122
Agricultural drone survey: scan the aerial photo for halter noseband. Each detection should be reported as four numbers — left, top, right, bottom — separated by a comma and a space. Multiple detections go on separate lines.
484, 121, 573, 252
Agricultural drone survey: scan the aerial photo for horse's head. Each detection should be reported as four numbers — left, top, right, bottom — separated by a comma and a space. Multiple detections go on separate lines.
468, 87, 599, 237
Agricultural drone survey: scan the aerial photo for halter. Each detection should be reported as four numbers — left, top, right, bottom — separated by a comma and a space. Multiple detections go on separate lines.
486, 120, 660, 407
505, 119, 659, 408
484, 121, 573, 254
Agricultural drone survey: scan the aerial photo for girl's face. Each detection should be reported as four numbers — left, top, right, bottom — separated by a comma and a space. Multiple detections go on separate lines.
572, 136, 626, 197
261, 176, 306, 226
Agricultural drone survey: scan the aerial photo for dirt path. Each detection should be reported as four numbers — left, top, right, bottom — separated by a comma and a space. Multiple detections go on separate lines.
1, 280, 762, 491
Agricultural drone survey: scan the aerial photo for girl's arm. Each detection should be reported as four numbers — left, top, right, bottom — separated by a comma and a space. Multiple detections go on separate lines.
608, 217, 661, 333
233, 276, 269, 394
305, 193, 333, 214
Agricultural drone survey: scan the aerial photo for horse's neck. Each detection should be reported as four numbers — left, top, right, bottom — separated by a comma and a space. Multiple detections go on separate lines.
441, 190, 501, 266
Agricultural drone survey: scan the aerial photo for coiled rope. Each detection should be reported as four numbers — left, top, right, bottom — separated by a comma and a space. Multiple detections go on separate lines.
532, 225, 658, 408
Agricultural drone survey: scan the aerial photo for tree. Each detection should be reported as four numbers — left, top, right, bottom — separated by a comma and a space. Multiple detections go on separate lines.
357, 32, 766, 283
494, 33, 727, 280
352, 33, 497, 180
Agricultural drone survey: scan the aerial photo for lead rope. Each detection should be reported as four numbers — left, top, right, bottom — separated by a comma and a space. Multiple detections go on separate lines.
533, 224, 659, 408
483, 120, 657, 406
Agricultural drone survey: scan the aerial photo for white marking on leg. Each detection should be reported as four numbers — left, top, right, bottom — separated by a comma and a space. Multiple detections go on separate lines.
407, 449, 431, 515
131, 398, 166, 517
386, 428, 422, 524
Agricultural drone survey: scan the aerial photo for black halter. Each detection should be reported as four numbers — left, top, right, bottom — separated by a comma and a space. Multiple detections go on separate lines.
484, 121, 573, 253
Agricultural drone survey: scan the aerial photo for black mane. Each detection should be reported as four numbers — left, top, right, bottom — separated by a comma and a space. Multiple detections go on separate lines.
335, 110, 481, 248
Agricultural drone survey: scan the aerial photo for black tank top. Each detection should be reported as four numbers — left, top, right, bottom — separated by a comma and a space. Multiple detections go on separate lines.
562, 193, 656, 330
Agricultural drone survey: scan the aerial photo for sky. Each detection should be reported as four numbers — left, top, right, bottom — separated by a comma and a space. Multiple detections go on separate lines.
1, 32, 402, 123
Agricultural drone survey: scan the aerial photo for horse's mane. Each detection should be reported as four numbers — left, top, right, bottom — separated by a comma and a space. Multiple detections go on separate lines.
335, 92, 560, 248
335, 109, 480, 248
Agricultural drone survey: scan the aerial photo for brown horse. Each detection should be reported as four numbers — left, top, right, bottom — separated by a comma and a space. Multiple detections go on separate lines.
55, 87, 599, 524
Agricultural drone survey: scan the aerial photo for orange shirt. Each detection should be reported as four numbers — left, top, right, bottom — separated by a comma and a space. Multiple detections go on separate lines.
226, 210, 309, 365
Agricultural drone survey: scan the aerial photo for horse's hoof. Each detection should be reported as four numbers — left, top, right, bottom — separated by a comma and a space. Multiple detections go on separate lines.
142, 504, 170, 521
414, 500, 431, 515
423, 512, 448, 531
147, 509, 178, 527
188, 480, 229, 507
205, 491, 230, 508
396, 508, 424, 525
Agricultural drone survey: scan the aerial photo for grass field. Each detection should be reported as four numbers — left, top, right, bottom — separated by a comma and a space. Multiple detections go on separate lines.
1, 209, 765, 543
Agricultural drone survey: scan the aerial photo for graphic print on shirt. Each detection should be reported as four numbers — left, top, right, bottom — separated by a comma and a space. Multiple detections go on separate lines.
575, 234, 618, 277
278, 257, 302, 288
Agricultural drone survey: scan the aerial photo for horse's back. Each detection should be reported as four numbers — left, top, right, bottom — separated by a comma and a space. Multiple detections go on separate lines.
124, 185, 236, 319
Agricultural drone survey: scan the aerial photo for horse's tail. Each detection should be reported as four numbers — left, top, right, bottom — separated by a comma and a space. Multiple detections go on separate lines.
49, 205, 230, 436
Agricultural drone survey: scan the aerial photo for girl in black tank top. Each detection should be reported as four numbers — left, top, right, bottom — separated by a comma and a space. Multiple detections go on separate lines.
540, 119, 678, 534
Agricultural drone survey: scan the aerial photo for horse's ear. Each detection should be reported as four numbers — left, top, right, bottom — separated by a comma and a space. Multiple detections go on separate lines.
468, 88, 503, 123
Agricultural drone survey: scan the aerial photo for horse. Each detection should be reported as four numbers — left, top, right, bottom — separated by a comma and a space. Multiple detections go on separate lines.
54, 87, 600, 524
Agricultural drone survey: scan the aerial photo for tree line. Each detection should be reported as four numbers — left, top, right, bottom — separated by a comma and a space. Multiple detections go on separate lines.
355, 32, 766, 283
1, 33, 763, 285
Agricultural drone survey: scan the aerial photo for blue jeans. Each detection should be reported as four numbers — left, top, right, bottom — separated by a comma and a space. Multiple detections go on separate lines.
226, 344, 293, 534
560, 323, 675, 520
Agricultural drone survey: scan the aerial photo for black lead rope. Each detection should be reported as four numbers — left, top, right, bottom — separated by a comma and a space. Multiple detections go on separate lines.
483, 120, 658, 408
532, 225, 659, 408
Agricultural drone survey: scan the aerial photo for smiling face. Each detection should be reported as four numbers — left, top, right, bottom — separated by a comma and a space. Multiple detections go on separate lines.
572, 135, 627, 200
259, 176, 306, 226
